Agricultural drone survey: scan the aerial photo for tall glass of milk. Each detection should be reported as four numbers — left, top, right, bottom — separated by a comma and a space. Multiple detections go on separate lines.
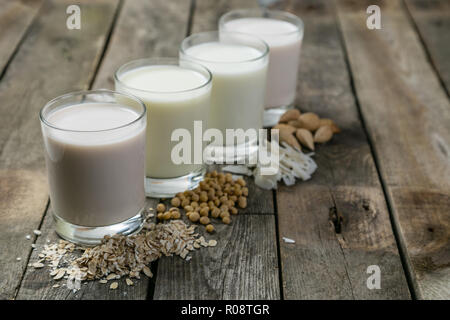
180, 31, 268, 164
219, 9, 304, 127
115, 58, 212, 198
40, 90, 147, 245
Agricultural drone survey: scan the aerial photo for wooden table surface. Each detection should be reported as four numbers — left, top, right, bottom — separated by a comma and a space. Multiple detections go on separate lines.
0, 0, 448, 300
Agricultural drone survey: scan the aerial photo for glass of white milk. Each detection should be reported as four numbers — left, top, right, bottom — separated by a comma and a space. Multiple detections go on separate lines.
180, 31, 269, 164
40, 90, 147, 245
115, 58, 212, 198
219, 9, 304, 127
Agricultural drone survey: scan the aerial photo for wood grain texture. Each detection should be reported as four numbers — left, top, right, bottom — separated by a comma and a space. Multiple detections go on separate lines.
190, 0, 257, 33
336, 0, 450, 299
0, 0, 119, 300
0, 0, 43, 74
153, 0, 280, 299
93, 0, 192, 89
272, 0, 410, 299
404, 0, 450, 95
154, 215, 280, 300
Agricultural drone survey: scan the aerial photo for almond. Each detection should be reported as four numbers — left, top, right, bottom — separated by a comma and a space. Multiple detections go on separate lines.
319, 118, 341, 133
287, 119, 302, 128
272, 123, 296, 134
279, 109, 300, 123
296, 129, 315, 150
272, 127, 301, 150
314, 125, 333, 143
298, 112, 321, 131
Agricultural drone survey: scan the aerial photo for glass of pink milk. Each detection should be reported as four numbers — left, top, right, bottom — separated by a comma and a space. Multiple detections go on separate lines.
219, 9, 304, 127
40, 90, 147, 245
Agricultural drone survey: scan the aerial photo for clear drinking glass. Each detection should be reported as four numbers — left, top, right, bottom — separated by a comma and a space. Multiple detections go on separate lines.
219, 9, 304, 127
40, 90, 147, 245
115, 58, 212, 198
180, 31, 268, 164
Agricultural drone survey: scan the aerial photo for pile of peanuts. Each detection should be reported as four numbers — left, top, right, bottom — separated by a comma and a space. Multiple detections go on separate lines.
156, 171, 248, 233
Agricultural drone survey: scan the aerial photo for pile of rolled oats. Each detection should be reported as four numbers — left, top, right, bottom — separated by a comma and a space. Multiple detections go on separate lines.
32, 216, 216, 292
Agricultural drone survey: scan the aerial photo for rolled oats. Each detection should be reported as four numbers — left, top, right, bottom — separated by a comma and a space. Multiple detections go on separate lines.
32, 262, 44, 268
110, 282, 118, 290
34, 218, 217, 292
53, 269, 66, 280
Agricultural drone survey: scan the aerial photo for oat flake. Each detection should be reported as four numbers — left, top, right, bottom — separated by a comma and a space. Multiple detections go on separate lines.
110, 282, 118, 290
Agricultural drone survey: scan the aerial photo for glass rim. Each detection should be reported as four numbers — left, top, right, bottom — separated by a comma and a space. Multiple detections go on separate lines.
39, 89, 147, 133
219, 8, 304, 37
114, 57, 212, 95
180, 30, 269, 65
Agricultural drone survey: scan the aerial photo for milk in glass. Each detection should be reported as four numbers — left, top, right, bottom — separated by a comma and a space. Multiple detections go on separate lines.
220, 10, 304, 126
180, 32, 268, 162
115, 59, 212, 197
40, 91, 147, 244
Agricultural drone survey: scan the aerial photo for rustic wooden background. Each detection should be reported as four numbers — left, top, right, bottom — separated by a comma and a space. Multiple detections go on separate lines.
0, 0, 448, 300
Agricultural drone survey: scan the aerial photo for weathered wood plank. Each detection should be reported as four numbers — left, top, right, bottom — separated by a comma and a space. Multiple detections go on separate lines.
93, 0, 193, 89
0, 0, 43, 74
154, 215, 280, 300
404, 0, 450, 95
272, 0, 410, 299
336, 0, 450, 299
153, 0, 280, 299
0, 0, 120, 300
16, 0, 191, 300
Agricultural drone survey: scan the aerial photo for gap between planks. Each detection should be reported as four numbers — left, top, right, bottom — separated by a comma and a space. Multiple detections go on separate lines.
335, 0, 450, 299
0, 0, 44, 81
151, 0, 280, 300
272, 0, 410, 299
403, 0, 450, 98
332, 0, 418, 299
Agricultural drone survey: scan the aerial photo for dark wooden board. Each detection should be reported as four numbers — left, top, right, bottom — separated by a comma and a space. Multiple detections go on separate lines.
405, 0, 450, 95
272, 0, 410, 299
0, 0, 43, 74
153, 0, 280, 299
154, 215, 280, 300
0, 0, 120, 300
92, 0, 193, 89
336, 0, 450, 299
